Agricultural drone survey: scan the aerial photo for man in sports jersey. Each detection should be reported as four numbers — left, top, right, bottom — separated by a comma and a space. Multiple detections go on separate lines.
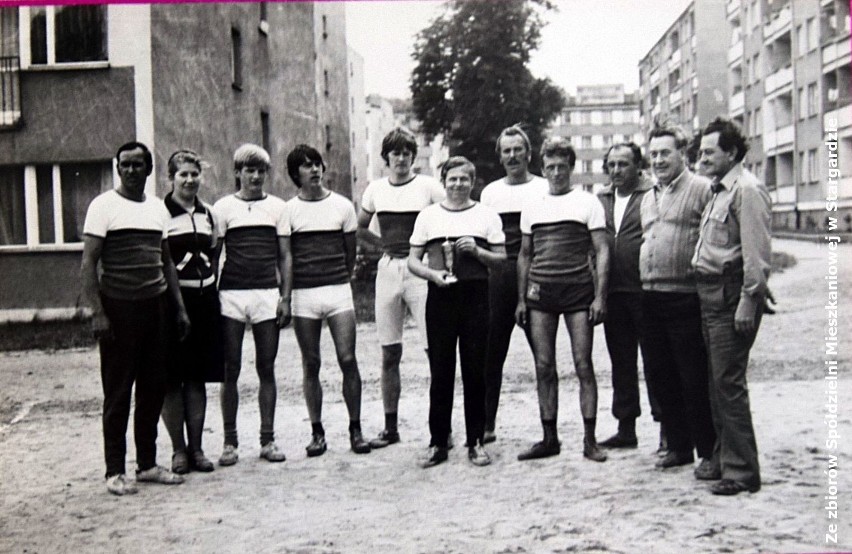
479, 125, 549, 444
515, 136, 610, 463
212, 144, 291, 466
357, 128, 444, 448
284, 144, 372, 456
81, 141, 190, 495
596, 143, 662, 451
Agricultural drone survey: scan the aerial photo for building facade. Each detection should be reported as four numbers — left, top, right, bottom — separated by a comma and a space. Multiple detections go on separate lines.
347, 46, 368, 211
727, 0, 851, 230
638, 0, 729, 137
0, 3, 353, 322
548, 84, 644, 191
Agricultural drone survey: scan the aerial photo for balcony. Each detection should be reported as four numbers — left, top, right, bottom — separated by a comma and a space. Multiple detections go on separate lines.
729, 90, 745, 113
670, 48, 682, 66
764, 7, 792, 44
0, 56, 22, 130
825, 106, 852, 129
650, 68, 660, 85
763, 124, 794, 152
670, 88, 683, 105
773, 185, 796, 204
728, 42, 743, 65
765, 66, 793, 95
840, 176, 852, 199
727, 0, 740, 18
823, 41, 852, 68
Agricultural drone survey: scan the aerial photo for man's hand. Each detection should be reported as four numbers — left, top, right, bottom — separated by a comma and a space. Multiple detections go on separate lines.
734, 299, 757, 335
454, 236, 479, 258
515, 300, 528, 328
277, 297, 292, 328
589, 296, 607, 326
91, 312, 112, 341
176, 309, 191, 342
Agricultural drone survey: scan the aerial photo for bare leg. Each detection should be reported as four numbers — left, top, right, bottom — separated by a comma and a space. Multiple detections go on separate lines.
252, 319, 280, 446
220, 316, 246, 448
528, 309, 560, 420
327, 310, 361, 421
380, 344, 402, 416
294, 317, 324, 424
564, 310, 606, 462
183, 381, 207, 454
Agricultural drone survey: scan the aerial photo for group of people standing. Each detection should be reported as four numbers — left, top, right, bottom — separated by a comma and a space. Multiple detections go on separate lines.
82, 116, 770, 499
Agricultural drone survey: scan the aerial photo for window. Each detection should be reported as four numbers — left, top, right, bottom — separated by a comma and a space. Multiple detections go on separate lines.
0, 8, 21, 129
231, 27, 242, 90
0, 161, 111, 247
623, 110, 636, 123
753, 53, 761, 80
324, 69, 329, 97
602, 135, 613, 147
581, 160, 593, 173
807, 18, 818, 51
325, 124, 331, 151
260, 111, 270, 153
258, 2, 269, 35
754, 107, 762, 135
808, 149, 818, 182
591, 110, 602, 125
322, 14, 328, 39
581, 136, 592, 148
799, 152, 807, 184
28, 5, 106, 65
578, 111, 591, 125
601, 110, 612, 124
807, 83, 818, 117
798, 87, 807, 120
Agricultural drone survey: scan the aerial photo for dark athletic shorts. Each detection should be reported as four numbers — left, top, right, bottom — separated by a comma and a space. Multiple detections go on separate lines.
525, 279, 595, 314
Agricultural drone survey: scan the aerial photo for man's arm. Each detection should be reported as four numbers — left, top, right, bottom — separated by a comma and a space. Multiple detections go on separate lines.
80, 235, 109, 339
589, 228, 610, 325
162, 241, 191, 341
515, 234, 532, 328
455, 237, 506, 268
735, 183, 772, 335
356, 208, 382, 248
407, 245, 450, 286
276, 236, 293, 328
343, 232, 357, 276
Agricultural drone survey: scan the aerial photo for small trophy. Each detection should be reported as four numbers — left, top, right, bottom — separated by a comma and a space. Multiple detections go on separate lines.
441, 238, 458, 284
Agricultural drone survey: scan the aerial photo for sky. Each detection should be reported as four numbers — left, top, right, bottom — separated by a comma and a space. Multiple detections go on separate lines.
345, 0, 694, 100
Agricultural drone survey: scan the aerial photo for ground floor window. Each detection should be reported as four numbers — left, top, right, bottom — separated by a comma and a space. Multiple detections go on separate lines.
0, 161, 111, 247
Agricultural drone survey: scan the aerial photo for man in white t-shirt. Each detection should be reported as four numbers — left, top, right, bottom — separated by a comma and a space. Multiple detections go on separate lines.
479, 125, 549, 444
357, 128, 444, 448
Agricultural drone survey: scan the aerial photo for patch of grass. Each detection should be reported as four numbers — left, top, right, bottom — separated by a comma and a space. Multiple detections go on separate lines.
0, 320, 95, 352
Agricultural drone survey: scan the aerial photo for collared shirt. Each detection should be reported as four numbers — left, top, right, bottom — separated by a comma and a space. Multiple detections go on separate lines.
639, 169, 712, 293
692, 163, 772, 301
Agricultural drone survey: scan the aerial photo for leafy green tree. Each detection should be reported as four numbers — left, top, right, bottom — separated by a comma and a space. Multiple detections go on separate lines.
411, 0, 565, 194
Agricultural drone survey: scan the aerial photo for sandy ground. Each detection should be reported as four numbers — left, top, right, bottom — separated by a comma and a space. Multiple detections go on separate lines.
1, 238, 850, 554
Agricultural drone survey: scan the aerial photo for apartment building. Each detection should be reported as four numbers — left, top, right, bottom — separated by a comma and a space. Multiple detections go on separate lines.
0, 3, 353, 321
548, 84, 644, 191
638, 0, 729, 137
347, 47, 368, 210
727, 0, 851, 230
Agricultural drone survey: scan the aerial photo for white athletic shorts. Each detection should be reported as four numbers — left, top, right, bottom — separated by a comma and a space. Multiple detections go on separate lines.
219, 288, 279, 324
374, 255, 427, 346
291, 283, 354, 320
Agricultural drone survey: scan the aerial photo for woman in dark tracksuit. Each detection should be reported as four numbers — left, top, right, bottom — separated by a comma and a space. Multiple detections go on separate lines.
407, 156, 506, 468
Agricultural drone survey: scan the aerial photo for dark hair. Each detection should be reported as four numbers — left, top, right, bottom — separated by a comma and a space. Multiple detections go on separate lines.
286, 144, 326, 188
647, 122, 689, 150
495, 124, 532, 156
439, 156, 476, 183
381, 127, 418, 165
602, 142, 647, 175
115, 141, 153, 173
702, 116, 749, 163
540, 136, 576, 168
167, 149, 202, 179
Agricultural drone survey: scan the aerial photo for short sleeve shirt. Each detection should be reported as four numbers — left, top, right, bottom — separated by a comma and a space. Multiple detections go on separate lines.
212, 193, 288, 290
83, 190, 170, 300
480, 175, 549, 259
285, 192, 357, 289
361, 175, 445, 258
520, 188, 606, 285
410, 202, 505, 281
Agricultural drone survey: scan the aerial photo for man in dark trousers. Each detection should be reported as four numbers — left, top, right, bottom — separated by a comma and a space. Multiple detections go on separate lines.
596, 143, 663, 452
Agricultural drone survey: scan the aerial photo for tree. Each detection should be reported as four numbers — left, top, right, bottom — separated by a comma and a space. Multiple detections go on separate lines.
410, 0, 565, 194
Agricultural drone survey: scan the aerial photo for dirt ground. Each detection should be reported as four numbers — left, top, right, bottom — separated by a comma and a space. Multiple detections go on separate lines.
1, 238, 850, 554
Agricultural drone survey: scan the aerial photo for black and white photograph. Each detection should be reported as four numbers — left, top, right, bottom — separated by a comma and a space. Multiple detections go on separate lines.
0, 0, 850, 552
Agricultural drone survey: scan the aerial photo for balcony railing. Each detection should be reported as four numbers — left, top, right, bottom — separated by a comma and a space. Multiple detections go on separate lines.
0, 56, 22, 130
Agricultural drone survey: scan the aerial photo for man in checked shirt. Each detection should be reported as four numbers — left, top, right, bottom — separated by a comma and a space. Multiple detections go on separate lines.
693, 116, 771, 496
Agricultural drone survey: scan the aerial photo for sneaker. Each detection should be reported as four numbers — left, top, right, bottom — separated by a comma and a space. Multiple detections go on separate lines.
468, 444, 492, 467
368, 429, 401, 449
421, 445, 449, 468
350, 430, 371, 454
583, 437, 608, 462
190, 451, 215, 472
136, 465, 185, 485
218, 444, 239, 467
260, 441, 287, 462
517, 439, 561, 461
306, 434, 327, 457
171, 450, 190, 474
482, 430, 497, 444
106, 474, 138, 496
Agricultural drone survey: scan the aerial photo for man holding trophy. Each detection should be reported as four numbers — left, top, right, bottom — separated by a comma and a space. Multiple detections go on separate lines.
407, 156, 506, 468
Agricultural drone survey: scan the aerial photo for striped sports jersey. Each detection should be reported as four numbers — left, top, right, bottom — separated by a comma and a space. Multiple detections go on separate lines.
83, 190, 169, 300
164, 193, 216, 289
480, 175, 549, 259
212, 193, 288, 290
520, 188, 606, 285
285, 191, 357, 289
360, 175, 444, 258
410, 202, 505, 281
